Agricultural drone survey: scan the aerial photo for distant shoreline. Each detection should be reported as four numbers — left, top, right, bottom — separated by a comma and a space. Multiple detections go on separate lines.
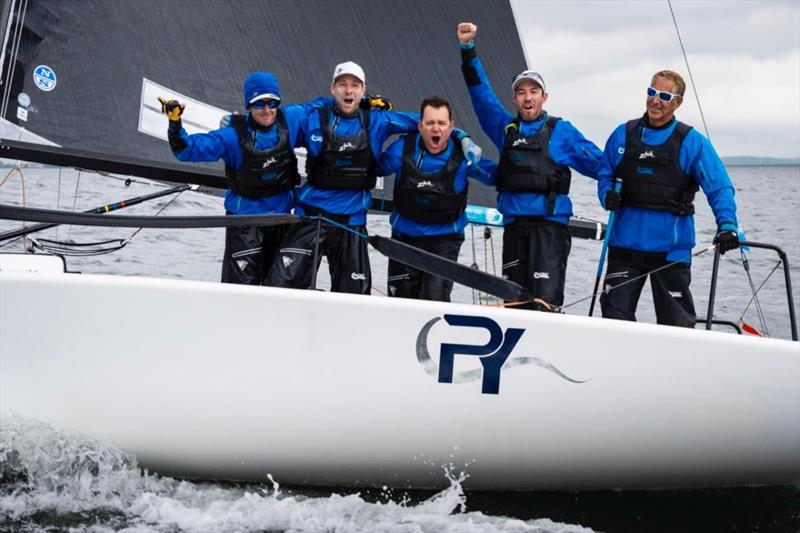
723, 157, 800, 166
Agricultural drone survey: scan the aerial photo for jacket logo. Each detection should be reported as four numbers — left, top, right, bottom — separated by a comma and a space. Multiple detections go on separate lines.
311, 134, 323, 142
416, 315, 587, 395
416, 180, 433, 188
262, 157, 277, 168
639, 150, 655, 159
236, 259, 249, 272
533, 272, 550, 279
512, 138, 527, 147
636, 165, 655, 175
282, 255, 293, 267
668, 291, 683, 298
351, 272, 366, 280
339, 141, 356, 151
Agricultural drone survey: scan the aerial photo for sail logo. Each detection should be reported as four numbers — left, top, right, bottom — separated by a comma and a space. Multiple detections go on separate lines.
339, 142, 355, 152
638, 150, 655, 159
33, 65, 57, 92
416, 315, 587, 395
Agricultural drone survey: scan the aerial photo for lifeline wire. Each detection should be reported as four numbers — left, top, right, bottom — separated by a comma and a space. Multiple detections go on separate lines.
560, 244, 715, 312
470, 224, 478, 304
737, 257, 782, 337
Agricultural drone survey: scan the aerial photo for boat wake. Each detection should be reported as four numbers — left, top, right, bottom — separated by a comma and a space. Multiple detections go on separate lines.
0, 415, 594, 533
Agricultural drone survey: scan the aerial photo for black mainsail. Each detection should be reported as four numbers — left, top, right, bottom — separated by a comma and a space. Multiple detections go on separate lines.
0, 0, 530, 206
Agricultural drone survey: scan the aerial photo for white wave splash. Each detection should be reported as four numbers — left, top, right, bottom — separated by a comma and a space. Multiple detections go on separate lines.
0, 415, 595, 533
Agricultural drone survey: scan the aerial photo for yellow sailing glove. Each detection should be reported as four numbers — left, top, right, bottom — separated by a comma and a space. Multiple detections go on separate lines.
359, 94, 393, 111
157, 96, 185, 122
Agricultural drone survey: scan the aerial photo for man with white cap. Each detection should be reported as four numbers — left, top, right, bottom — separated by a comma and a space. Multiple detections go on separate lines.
456, 22, 603, 311
159, 71, 325, 285
268, 61, 481, 295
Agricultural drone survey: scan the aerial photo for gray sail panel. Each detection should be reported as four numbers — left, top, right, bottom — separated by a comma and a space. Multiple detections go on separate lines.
1, 0, 527, 207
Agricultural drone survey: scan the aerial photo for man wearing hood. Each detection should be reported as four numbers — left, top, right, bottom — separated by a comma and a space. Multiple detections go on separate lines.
456, 23, 603, 311
160, 71, 325, 285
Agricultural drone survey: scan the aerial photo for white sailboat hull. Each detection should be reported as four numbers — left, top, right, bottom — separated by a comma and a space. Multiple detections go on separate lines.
1, 269, 798, 490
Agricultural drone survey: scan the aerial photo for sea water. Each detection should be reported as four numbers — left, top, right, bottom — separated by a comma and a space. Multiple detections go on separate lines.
1, 165, 799, 532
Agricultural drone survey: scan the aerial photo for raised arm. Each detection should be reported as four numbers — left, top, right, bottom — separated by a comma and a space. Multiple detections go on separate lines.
457, 22, 514, 151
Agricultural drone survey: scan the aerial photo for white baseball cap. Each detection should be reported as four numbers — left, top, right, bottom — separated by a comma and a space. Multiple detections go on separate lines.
332, 61, 365, 84
512, 70, 546, 93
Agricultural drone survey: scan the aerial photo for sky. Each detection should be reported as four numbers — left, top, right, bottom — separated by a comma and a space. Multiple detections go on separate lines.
509, 0, 800, 158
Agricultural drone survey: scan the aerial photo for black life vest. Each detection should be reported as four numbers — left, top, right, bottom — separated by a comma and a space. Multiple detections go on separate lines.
496, 115, 571, 214
392, 134, 467, 225
224, 112, 299, 198
306, 106, 377, 190
615, 118, 698, 216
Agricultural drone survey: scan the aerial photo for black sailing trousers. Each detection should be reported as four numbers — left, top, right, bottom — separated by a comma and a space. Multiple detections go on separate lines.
600, 246, 696, 328
502, 218, 571, 310
387, 233, 464, 302
266, 219, 371, 294
221, 220, 287, 285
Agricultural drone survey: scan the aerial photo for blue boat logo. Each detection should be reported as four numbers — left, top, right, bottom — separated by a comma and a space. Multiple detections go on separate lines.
416, 315, 587, 395
33, 65, 57, 92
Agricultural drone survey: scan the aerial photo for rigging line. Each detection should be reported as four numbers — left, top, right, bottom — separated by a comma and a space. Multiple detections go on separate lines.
123, 187, 187, 243
561, 244, 715, 311
483, 228, 490, 304
469, 224, 478, 304
56, 166, 62, 241
0, 164, 25, 208
739, 247, 769, 335
317, 216, 368, 239
667, 0, 711, 140
1, 0, 26, 120
30, 237, 126, 257
738, 258, 782, 335
67, 169, 82, 241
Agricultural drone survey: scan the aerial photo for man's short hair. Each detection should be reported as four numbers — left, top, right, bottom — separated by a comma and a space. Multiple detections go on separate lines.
651, 70, 686, 97
420, 96, 453, 121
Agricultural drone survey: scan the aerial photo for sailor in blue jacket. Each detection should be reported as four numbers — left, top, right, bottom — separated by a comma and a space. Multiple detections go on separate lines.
160, 71, 324, 285
380, 96, 495, 301
267, 61, 481, 295
457, 22, 603, 310
597, 70, 739, 327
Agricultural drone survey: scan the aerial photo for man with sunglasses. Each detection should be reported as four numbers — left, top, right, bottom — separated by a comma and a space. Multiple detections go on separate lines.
267, 61, 482, 295
596, 70, 739, 327
456, 22, 603, 311
159, 71, 325, 285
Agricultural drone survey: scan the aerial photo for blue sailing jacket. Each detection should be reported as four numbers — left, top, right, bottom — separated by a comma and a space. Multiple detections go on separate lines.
460, 44, 603, 225
597, 118, 738, 263
379, 135, 496, 237
172, 98, 327, 215
294, 107, 420, 226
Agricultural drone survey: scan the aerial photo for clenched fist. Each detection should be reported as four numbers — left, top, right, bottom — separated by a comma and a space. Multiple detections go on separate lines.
457, 22, 477, 45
